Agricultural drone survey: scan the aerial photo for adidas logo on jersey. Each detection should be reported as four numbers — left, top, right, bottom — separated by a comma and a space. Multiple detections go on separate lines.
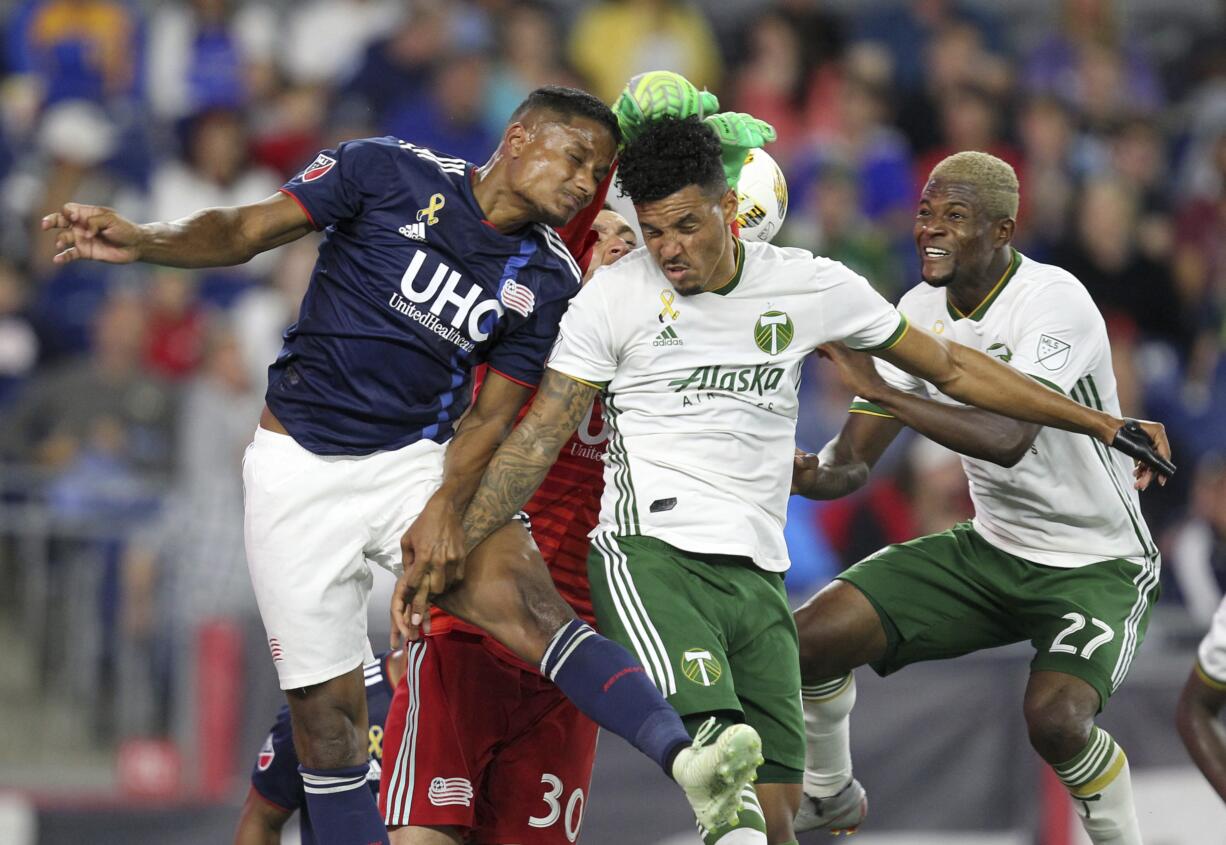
654, 325, 683, 347
399, 222, 427, 241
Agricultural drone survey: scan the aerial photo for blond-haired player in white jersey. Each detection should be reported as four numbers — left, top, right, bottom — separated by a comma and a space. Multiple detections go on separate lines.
1176, 594, 1226, 802
442, 126, 1171, 845
791, 151, 1168, 843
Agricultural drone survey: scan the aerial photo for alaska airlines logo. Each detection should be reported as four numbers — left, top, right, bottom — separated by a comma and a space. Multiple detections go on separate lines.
388, 249, 505, 352
417, 193, 446, 226
668, 364, 785, 395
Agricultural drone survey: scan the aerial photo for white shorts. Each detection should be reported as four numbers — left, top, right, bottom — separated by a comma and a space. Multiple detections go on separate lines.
1198, 595, 1226, 687
243, 426, 445, 690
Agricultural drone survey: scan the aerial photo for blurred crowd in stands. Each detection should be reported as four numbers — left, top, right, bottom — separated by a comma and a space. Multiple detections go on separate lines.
1, 0, 1225, 752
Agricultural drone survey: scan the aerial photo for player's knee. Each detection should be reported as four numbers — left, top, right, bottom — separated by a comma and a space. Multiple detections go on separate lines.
794, 585, 877, 681
1024, 692, 1093, 763
289, 701, 365, 769
518, 576, 576, 640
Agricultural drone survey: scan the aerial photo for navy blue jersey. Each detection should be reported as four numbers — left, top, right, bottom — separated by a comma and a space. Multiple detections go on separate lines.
250, 653, 396, 844
270, 137, 582, 455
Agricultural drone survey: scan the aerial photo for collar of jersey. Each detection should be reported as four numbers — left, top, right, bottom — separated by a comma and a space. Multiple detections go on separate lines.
708, 238, 745, 296
946, 247, 1020, 321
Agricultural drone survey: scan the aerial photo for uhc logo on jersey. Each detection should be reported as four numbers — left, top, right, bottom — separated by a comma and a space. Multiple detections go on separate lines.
499, 278, 536, 317
257, 733, 275, 771
388, 249, 507, 352
302, 153, 337, 182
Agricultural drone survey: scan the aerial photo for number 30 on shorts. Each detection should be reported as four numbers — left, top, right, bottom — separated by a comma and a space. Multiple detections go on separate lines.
1048, 612, 1114, 659
529, 773, 585, 842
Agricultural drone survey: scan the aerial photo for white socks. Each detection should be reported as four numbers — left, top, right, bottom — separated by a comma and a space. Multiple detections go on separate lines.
801, 674, 856, 798
1053, 727, 1142, 845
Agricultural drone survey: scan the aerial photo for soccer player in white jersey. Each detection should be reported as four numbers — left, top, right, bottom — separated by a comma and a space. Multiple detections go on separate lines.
421, 122, 1173, 845
1176, 595, 1226, 802
790, 151, 1169, 842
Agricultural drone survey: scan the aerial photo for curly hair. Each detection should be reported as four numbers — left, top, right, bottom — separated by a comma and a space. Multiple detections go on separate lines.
616, 116, 726, 204
510, 86, 621, 147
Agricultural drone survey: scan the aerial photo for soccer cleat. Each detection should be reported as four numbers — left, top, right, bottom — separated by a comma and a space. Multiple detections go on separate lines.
671, 719, 764, 830
794, 778, 868, 835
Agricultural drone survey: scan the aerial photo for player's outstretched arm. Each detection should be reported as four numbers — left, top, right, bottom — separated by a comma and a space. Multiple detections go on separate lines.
820, 342, 1040, 467
792, 410, 902, 500
876, 325, 1174, 487
1175, 667, 1226, 802
41, 193, 314, 268
234, 786, 292, 845
395, 371, 534, 638
460, 368, 597, 551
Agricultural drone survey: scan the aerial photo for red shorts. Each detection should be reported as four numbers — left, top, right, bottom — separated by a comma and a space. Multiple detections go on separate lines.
379, 630, 599, 844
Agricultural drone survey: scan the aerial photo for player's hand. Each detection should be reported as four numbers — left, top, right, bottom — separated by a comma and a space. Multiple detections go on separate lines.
791, 448, 822, 496
817, 341, 887, 400
613, 70, 719, 143
1109, 419, 1174, 490
41, 202, 143, 265
702, 112, 777, 189
395, 495, 467, 643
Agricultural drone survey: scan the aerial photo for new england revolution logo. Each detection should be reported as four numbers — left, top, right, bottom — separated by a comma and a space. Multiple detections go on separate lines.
499, 279, 536, 317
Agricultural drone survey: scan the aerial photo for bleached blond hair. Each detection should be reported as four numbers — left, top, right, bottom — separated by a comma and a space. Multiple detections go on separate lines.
928, 151, 1019, 221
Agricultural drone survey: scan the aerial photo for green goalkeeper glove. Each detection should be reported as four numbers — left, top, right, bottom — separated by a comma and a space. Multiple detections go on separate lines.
613, 71, 719, 143
703, 112, 777, 189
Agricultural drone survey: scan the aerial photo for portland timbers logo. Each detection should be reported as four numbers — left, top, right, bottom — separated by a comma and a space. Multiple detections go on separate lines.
754, 310, 794, 355
681, 648, 722, 687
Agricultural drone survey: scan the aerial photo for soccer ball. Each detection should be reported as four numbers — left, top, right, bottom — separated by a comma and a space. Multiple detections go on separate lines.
735, 148, 789, 243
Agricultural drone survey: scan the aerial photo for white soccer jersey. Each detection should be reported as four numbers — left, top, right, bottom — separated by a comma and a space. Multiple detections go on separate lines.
864, 249, 1158, 569
548, 240, 906, 571
1197, 596, 1226, 689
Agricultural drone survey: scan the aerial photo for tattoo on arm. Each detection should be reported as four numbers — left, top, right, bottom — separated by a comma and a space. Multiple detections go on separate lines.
461, 371, 597, 551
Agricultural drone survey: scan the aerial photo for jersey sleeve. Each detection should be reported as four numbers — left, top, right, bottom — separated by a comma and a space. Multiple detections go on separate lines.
1197, 598, 1226, 689
249, 706, 304, 813
818, 262, 909, 352
546, 276, 618, 388
485, 289, 576, 387
1006, 283, 1105, 395
280, 138, 395, 230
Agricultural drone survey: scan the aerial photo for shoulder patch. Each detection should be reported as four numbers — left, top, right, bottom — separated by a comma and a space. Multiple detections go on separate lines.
302, 154, 336, 182
1037, 334, 1071, 370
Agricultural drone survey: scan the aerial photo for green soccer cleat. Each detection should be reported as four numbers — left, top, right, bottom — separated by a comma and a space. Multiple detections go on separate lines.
671, 719, 764, 831
794, 778, 868, 835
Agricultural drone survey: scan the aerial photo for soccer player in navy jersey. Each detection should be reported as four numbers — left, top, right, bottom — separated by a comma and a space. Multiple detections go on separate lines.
44, 81, 760, 843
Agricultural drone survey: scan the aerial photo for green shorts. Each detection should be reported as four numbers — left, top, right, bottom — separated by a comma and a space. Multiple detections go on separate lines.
839, 521, 1160, 710
587, 533, 804, 783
